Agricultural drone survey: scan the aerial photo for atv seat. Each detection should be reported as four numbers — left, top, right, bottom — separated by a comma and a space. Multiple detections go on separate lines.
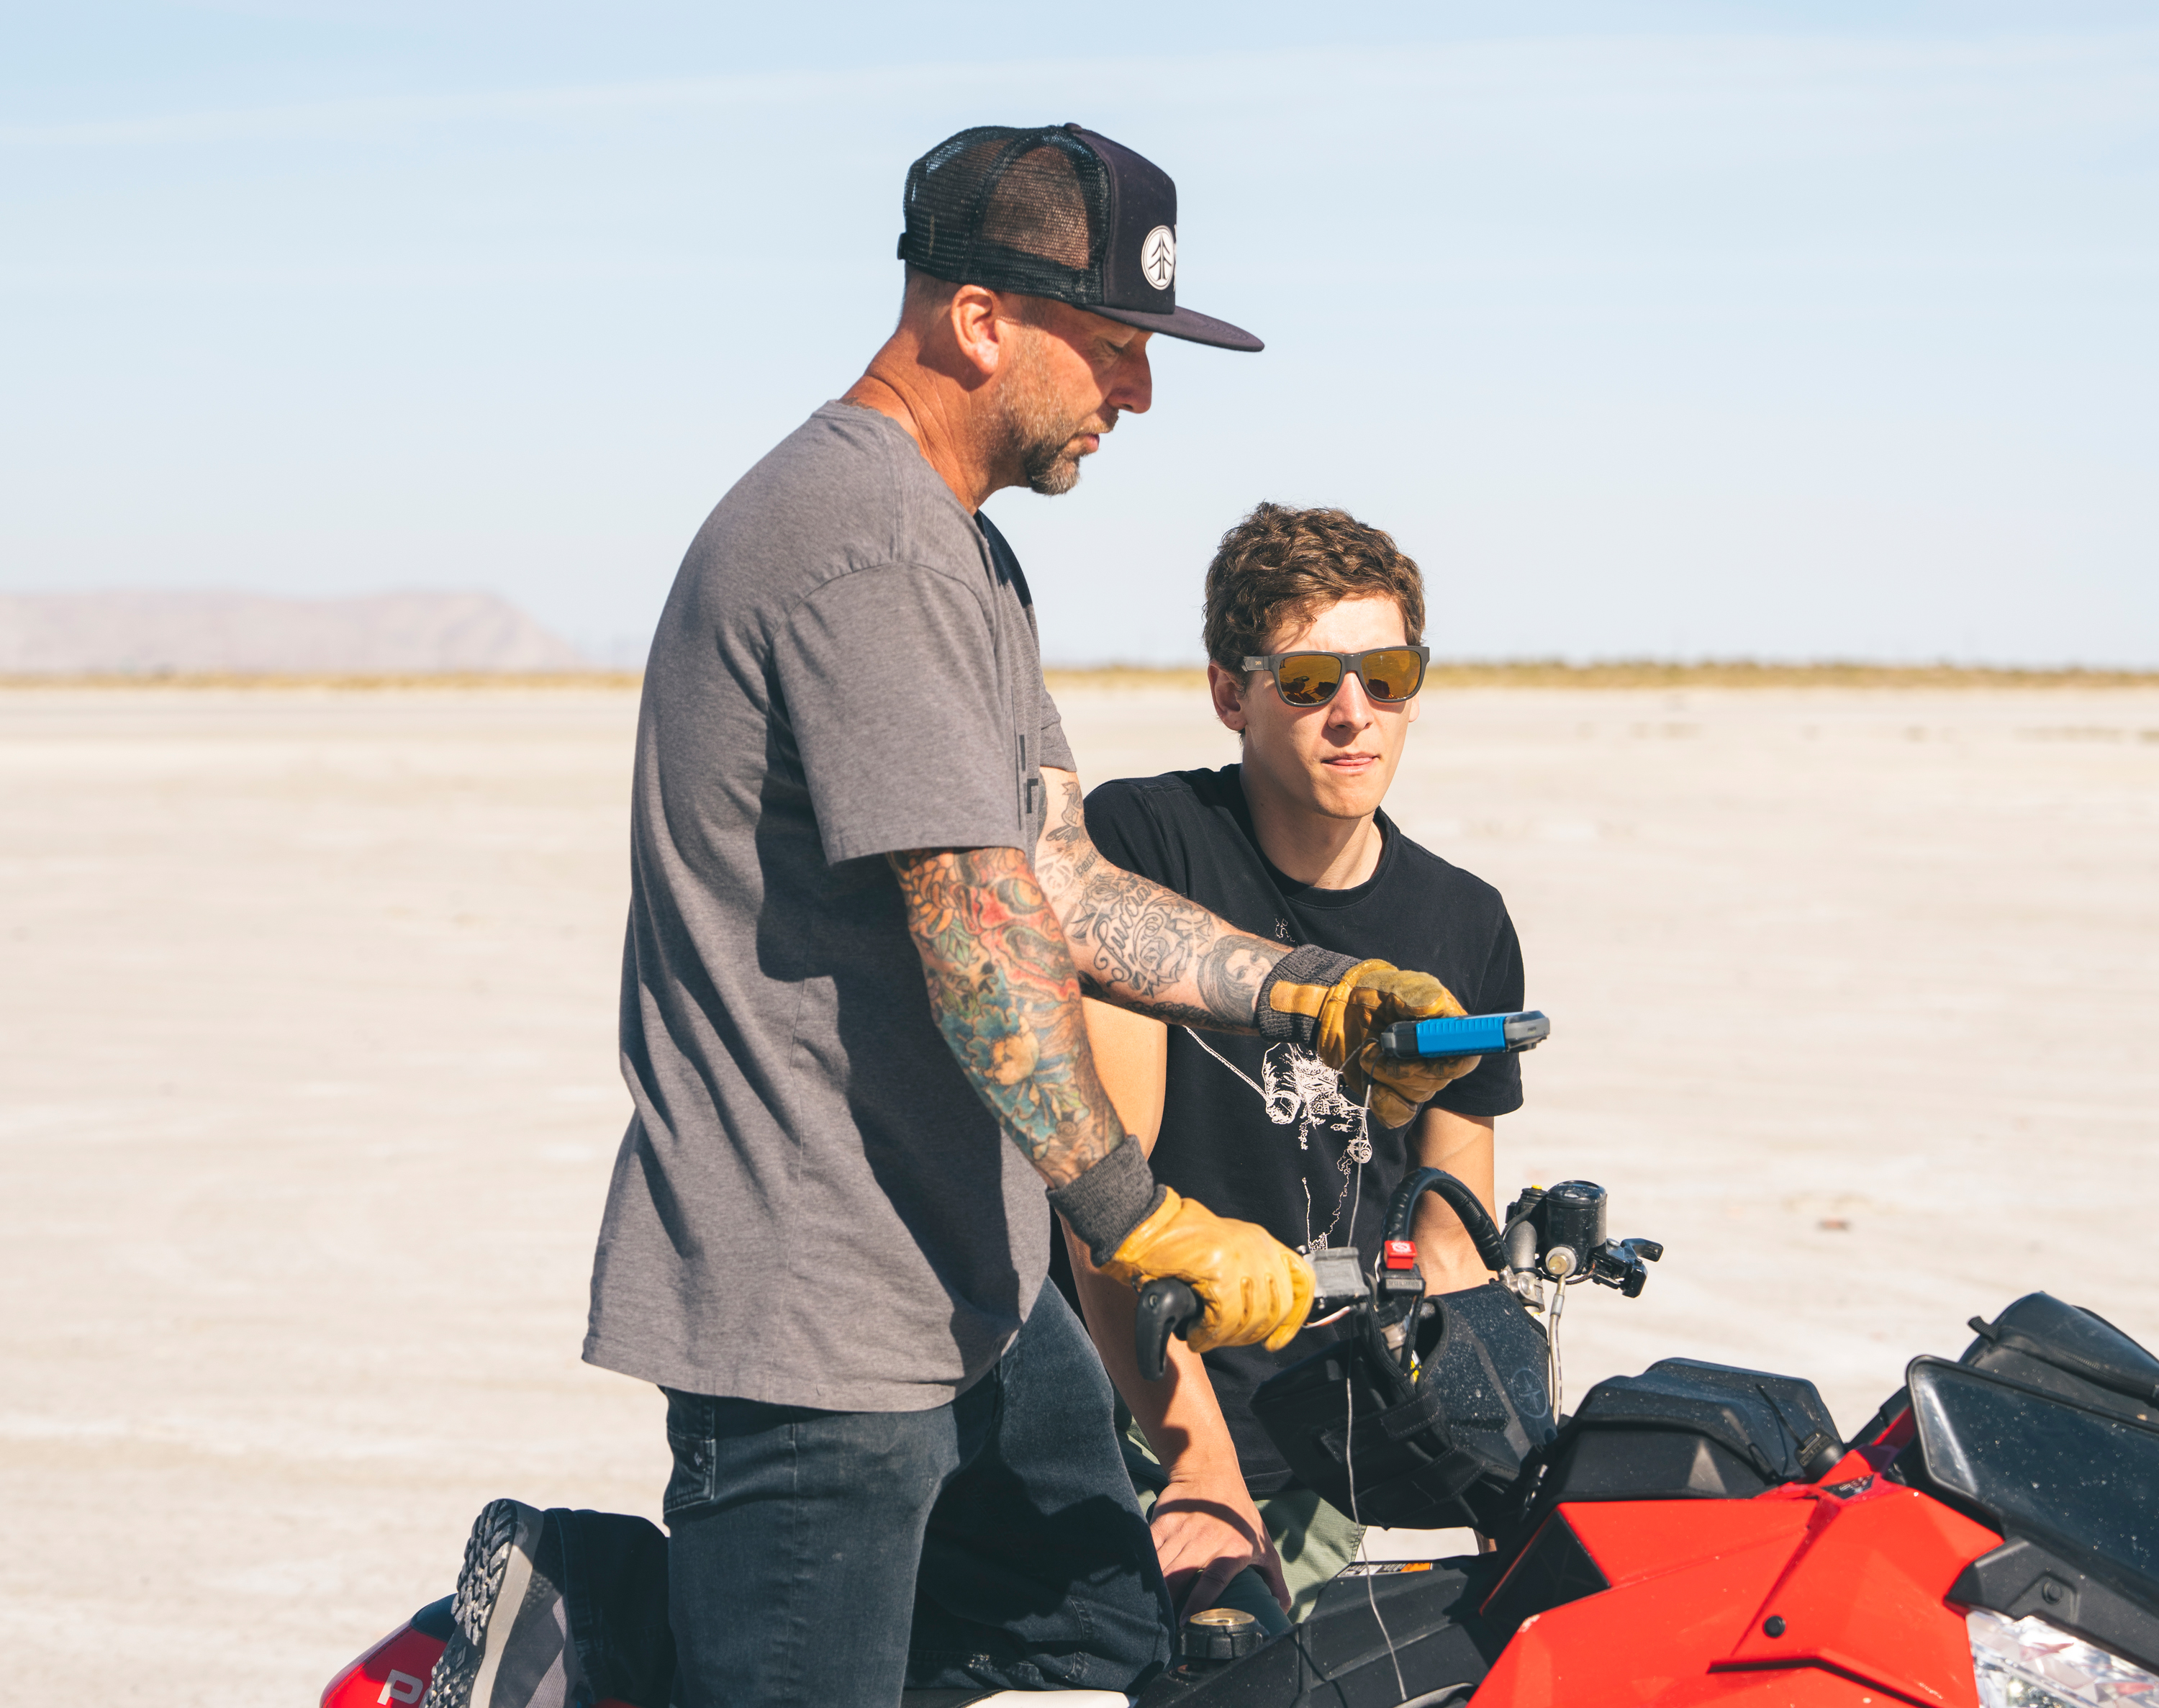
1528, 1357, 1846, 1517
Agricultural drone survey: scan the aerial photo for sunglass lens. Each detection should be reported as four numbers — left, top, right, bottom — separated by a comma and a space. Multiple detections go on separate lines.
1275, 654, 1343, 706
1359, 649, 1424, 702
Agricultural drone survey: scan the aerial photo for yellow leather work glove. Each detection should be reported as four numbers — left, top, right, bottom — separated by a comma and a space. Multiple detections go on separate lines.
1097, 1188, 1316, 1355
1262, 947, 1477, 1129
1326, 959, 1477, 1129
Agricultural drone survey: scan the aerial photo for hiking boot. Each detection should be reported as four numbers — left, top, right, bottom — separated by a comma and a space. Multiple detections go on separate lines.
424, 1499, 589, 1708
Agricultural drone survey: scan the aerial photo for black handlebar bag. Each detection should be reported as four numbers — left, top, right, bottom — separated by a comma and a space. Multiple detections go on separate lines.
1252, 1281, 1558, 1530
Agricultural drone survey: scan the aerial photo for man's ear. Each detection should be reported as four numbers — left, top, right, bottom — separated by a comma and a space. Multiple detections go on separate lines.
1208, 662, 1249, 733
947, 285, 1009, 384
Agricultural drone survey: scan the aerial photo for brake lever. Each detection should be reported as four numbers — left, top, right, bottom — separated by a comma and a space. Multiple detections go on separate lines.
1588, 1237, 1665, 1298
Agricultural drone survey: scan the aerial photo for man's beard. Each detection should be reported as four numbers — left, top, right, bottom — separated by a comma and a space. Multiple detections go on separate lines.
995, 327, 1100, 497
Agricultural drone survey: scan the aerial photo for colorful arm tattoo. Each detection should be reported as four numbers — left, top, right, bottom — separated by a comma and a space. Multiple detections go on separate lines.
1033, 769, 1287, 1031
888, 844, 1127, 1185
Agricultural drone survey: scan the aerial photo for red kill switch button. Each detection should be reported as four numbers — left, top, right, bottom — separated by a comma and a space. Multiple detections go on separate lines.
1383, 1240, 1417, 1270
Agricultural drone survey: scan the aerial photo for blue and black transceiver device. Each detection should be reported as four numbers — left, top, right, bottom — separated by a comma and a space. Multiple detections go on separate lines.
1378, 1010, 1550, 1060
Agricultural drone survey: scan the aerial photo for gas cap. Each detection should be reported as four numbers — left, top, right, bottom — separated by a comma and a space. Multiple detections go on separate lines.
1181, 1606, 1264, 1663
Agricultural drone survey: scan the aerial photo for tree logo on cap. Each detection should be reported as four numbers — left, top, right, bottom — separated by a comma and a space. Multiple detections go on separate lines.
1140, 225, 1176, 292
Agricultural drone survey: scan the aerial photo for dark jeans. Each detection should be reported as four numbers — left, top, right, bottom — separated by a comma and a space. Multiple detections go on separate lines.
550, 1507, 678, 1707
661, 1284, 1173, 1707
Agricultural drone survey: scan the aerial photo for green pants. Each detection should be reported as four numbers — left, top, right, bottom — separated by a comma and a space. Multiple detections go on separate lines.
1119, 1414, 1364, 1629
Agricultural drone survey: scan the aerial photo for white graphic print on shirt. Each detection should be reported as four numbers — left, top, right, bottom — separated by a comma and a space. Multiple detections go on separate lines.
1260, 1044, 1363, 1152
1185, 1029, 1371, 1256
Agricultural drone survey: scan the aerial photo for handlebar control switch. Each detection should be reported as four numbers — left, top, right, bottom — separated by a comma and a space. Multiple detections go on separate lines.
1376, 1255, 1427, 1312
1504, 1180, 1663, 1303
1307, 1247, 1372, 1309
1181, 1607, 1264, 1666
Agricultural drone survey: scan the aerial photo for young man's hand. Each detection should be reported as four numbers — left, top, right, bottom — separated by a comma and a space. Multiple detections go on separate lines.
1151, 1467, 1293, 1617
1097, 1189, 1315, 1352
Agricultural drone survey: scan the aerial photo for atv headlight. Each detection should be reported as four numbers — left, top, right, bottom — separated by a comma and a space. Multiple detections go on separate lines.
1968, 1609, 2159, 1707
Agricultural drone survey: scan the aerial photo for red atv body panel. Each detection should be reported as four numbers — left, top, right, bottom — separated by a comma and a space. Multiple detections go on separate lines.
1469, 1472, 2002, 1707
320, 1621, 445, 1708
319, 1619, 637, 1708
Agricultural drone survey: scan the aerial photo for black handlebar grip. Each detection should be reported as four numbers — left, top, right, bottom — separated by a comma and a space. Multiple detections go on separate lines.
1134, 1279, 1203, 1382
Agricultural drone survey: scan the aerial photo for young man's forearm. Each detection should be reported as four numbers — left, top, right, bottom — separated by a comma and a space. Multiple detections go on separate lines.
888, 844, 1128, 1187
1072, 998, 1294, 1612
1066, 1222, 1244, 1472
1035, 769, 1287, 1029
1411, 1109, 1500, 1293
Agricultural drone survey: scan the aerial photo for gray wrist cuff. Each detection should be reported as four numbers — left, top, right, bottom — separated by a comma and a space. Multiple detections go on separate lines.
1049, 1135, 1167, 1265
1254, 943, 1362, 1047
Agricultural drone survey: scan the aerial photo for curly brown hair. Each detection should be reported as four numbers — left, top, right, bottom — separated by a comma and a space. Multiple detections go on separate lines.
1201, 502, 1426, 673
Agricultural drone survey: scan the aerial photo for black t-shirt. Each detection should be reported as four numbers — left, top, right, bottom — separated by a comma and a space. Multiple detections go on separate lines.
1066, 764, 1526, 1494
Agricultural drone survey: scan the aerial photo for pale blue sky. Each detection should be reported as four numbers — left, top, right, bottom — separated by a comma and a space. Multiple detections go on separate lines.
4, 3, 2153, 664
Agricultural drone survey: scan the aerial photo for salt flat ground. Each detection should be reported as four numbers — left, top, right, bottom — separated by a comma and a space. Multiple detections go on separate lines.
3, 683, 2156, 1704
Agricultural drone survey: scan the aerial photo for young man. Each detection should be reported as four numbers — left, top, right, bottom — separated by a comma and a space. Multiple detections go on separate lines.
1060, 503, 1526, 1626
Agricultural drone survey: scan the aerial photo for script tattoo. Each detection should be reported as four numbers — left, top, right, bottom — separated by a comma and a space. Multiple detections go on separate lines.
889, 845, 1123, 1185
1035, 771, 1285, 1032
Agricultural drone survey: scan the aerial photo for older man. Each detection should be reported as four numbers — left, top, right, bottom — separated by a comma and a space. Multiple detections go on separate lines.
428, 126, 1474, 1708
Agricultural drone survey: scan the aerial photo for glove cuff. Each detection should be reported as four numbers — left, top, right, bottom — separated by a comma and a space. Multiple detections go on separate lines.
1254, 944, 1365, 1048
1049, 1135, 1168, 1266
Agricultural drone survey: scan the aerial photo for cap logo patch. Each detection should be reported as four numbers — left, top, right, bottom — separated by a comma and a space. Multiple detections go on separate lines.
1140, 225, 1176, 292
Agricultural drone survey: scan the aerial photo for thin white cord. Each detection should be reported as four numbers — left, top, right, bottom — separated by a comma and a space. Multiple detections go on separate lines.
1343, 1362, 1408, 1704
1346, 1082, 1367, 1262
1547, 1278, 1567, 1419
1180, 1025, 1267, 1095
1193, 1036, 1409, 1689
1344, 1077, 1406, 1704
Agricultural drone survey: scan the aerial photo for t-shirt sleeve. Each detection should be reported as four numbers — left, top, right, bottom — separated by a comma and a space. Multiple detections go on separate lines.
775, 563, 1026, 864
1083, 779, 1185, 891
1038, 683, 1074, 774
1429, 905, 1527, 1119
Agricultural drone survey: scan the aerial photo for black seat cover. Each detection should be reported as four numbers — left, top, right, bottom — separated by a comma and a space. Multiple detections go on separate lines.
1522, 1358, 1845, 1526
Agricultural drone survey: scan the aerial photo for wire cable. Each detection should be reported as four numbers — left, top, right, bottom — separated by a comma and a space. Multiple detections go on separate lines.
1180, 1025, 1267, 1096
1343, 1351, 1408, 1704
1547, 1275, 1567, 1419
1344, 1079, 1407, 1704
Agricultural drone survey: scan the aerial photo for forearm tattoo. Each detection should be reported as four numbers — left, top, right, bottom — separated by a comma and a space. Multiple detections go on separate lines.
1034, 772, 1285, 1032
889, 844, 1126, 1186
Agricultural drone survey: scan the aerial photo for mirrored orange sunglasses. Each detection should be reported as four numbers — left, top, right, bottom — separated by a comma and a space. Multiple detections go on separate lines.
1240, 646, 1430, 707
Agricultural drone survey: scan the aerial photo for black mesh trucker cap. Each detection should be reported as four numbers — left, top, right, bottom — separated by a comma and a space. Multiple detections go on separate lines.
897, 123, 1262, 353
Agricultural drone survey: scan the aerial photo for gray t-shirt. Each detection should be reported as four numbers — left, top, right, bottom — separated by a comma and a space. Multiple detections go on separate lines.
583, 402, 1076, 1411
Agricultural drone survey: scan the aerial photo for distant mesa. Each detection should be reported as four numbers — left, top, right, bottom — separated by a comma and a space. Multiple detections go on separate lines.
0, 589, 589, 674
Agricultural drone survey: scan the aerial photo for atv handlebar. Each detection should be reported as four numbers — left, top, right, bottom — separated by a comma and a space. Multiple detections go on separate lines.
1132, 1169, 1502, 1383
1133, 1167, 1660, 1381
